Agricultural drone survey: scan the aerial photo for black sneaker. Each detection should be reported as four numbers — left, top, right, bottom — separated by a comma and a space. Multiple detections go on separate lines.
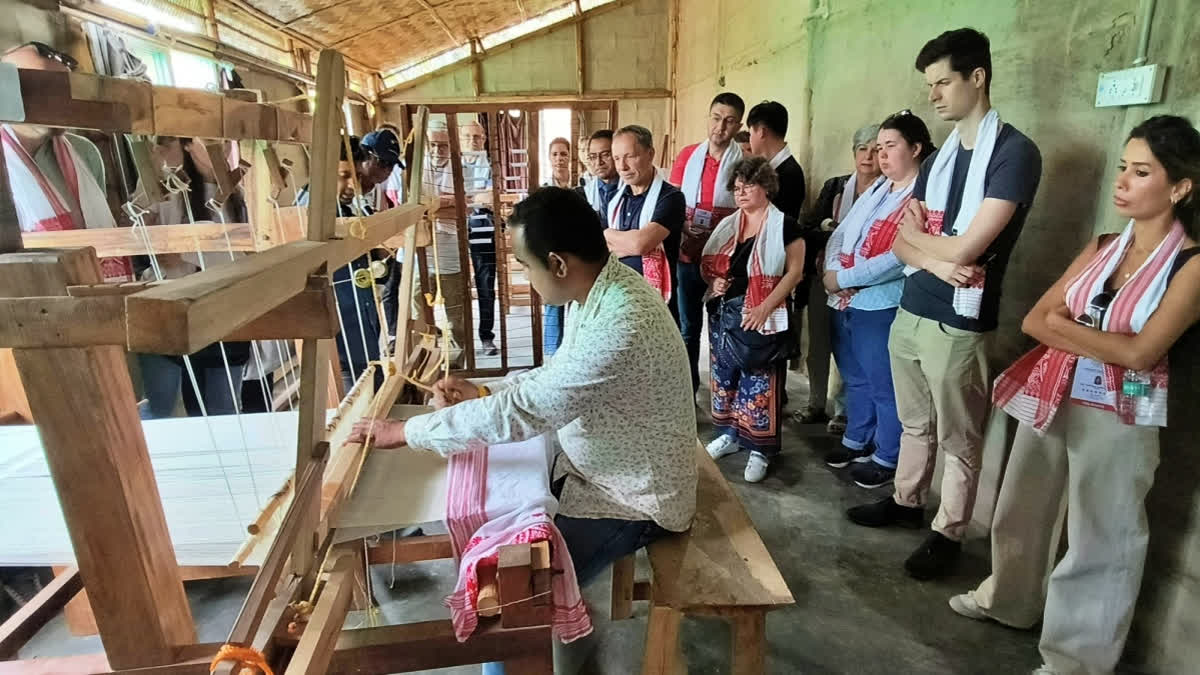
823, 445, 873, 468
850, 461, 895, 489
904, 531, 962, 580
846, 496, 923, 529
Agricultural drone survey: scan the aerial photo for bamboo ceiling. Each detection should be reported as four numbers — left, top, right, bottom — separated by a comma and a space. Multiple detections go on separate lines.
241, 0, 573, 73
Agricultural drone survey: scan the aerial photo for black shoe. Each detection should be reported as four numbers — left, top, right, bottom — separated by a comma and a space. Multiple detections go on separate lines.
824, 445, 872, 468
482, 339, 499, 356
850, 461, 895, 489
790, 406, 830, 425
846, 496, 924, 529
904, 532, 962, 580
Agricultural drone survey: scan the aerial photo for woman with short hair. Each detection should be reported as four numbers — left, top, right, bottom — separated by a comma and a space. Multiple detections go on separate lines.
702, 156, 806, 482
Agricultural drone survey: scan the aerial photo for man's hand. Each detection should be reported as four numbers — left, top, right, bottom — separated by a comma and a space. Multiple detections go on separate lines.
900, 199, 928, 236
348, 418, 407, 449
929, 260, 980, 287
822, 270, 841, 293
711, 278, 730, 296
431, 374, 479, 409
742, 303, 773, 332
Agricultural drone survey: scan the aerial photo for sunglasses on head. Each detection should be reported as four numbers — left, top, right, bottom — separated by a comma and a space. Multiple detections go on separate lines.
883, 109, 913, 125
4, 41, 78, 70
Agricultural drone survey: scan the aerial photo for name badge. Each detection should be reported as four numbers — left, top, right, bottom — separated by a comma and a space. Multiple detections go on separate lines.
692, 208, 714, 230
1069, 357, 1116, 411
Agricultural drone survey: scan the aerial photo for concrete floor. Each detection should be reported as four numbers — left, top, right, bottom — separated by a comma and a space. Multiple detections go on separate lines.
21, 374, 1055, 674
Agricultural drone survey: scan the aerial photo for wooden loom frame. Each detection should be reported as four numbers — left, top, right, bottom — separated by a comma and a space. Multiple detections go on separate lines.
0, 49, 555, 674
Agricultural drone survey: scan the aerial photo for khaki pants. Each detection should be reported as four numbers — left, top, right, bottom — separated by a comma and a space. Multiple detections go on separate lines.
888, 308, 989, 540
972, 403, 1159, 675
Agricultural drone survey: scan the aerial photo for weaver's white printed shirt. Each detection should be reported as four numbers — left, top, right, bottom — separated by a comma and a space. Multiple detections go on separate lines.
405, 256, 698, 531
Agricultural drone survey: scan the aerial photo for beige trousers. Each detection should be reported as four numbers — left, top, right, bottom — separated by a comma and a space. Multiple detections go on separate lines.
972, 403, 1159, 675
888, 308, 990, 540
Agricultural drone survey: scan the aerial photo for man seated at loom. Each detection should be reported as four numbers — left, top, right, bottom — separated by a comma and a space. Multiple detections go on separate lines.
350, 186, 698, 585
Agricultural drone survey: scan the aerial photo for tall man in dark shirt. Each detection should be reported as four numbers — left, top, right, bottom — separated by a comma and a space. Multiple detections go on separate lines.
747, 100, 806, 219
847, 28, 1042, 582
606, 125, 686, 326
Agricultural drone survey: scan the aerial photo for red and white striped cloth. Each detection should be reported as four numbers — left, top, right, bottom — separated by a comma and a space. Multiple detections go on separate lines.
993, 220, 1184, 433
1, 125, 132, 281
444, 436, 592, 643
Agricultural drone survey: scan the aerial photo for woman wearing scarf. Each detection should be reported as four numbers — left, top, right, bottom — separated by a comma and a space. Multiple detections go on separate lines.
948, 116, 1200, 675
703, 157, 806, 482
822, 112, 935, 490
790, 123, 882, 433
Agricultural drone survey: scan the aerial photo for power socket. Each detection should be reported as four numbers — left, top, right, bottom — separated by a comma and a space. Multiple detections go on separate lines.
1095, 64, 1166, 107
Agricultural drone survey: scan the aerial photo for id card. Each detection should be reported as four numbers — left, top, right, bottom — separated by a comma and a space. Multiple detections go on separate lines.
1069, 357, 1116, 411
692, 208, 714, 230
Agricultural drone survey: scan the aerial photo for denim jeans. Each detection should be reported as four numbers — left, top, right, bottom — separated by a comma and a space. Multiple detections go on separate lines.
471, 246, 497, 342
676, 261, 707, 392
543, 305, 565, 357
482, 481, 671, 675
831, 306, 901, 467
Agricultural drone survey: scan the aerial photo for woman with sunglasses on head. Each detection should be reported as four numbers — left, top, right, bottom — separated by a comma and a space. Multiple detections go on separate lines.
949, 115, 1200, 675
702, 156, 806, 482
822, 111, 935, 490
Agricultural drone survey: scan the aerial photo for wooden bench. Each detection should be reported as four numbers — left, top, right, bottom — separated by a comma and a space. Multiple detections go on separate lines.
610, 443, 794, 675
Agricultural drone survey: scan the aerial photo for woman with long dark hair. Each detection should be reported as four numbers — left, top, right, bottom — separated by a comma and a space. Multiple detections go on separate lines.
949, 116, 1200, 675
822, 111, 935, 490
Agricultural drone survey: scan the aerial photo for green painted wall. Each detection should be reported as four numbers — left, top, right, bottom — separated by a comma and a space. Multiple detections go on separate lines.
674, 1, 1200, 671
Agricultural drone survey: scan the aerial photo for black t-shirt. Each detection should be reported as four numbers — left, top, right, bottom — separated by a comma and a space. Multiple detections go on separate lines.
900, 124, 1042, 332
720, 215, 804, 300
610, 181, 686, 279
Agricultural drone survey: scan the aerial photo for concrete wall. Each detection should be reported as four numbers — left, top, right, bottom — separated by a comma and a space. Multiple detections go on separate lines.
673, 0, 1200, 671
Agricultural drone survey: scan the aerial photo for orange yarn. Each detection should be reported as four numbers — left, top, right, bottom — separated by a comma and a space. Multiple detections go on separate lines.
210, 644, 274, 675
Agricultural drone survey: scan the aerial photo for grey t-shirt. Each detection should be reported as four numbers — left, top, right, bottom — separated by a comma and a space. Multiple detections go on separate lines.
900, 124, 1042, 332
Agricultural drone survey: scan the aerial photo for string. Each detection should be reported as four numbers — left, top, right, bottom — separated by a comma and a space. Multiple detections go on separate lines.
131, 167, 245, 535
207, 196, 287, 481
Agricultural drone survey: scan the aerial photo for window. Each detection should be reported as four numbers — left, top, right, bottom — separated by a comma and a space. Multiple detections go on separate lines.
169, 50, 219, 91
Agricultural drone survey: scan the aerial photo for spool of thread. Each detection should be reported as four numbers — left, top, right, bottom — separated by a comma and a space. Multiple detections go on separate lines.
353, 267, 373, 288
371, 259, 389, 279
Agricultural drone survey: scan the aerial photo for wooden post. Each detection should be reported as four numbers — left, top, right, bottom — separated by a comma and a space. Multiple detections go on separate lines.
486, 112, 509, 370
293, 48, 345, 577
444, 114, 476, 371
574, 10, 585, 95
569, 108, 581, 187
524, 109, 543, 365
610, 554, 635, 620
730, 612, 766, 675
391, 107, 429, 377
609, 100, 619, 132
641, 605, 684, 675
0, 248, 195, 668
470, 40, 482, 99
284, 548, 357, 675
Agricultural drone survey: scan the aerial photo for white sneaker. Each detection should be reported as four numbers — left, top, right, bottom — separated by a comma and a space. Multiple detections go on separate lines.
706, 434, 739, 460
744, 451, 769, 482
1033, 666, 1058, 675
949, 592, 990, 622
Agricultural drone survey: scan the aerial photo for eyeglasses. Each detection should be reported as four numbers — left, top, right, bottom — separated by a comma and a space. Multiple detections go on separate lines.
732, 183, 761, 195
586, 151, 612, 162
3, 41, 78, 71
1075, 291, 1114, 328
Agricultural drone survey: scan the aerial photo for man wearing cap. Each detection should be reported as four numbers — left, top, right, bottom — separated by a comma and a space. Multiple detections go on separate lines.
296, 135, 397, 391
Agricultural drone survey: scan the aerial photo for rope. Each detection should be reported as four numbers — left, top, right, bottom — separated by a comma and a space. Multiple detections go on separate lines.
209, 644, 273, 675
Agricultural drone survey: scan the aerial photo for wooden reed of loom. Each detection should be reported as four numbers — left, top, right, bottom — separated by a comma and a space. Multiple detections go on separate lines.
0, 48, 556, 674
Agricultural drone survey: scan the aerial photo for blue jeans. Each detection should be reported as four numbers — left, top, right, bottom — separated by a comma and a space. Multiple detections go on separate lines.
676, 261, 706, 392
831, 306, 901, 467
543, 305, 565, 357
482, 484, 670, 675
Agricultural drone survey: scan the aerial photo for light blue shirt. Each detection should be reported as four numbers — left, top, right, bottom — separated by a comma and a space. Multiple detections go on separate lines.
825, 178, 910, 311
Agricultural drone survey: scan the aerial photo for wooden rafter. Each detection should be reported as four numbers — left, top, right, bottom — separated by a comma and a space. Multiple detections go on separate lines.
416, 0, 464, 46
